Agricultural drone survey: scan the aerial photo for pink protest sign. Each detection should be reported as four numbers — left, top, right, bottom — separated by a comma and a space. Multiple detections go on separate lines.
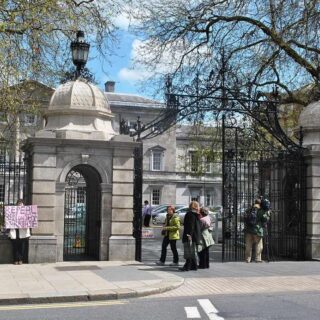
4, 205, 38, 228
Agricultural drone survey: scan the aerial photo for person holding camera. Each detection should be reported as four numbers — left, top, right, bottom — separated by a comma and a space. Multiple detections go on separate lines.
156, 205, 180, 266
244, 198, 270, 263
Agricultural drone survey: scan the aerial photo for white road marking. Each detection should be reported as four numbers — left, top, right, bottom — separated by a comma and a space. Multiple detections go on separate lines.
185, 306, 201, 318
198, 299, 224, 320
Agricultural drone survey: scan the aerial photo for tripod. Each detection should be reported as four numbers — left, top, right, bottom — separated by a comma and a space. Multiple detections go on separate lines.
264, 213, 273, 262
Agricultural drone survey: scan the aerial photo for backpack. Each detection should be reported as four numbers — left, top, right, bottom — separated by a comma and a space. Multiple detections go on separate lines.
244, 207, 258, 227
261, 199, 271, 211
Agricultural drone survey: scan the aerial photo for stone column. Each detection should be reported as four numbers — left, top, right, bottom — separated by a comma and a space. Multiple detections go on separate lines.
25, 143, 58, 263
299, 101, 320, 259
303, 147, 320, 259
108, 138, 135, 260
100, 183, 112, 260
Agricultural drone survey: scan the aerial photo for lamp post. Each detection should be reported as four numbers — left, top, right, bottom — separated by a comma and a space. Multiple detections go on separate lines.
70, 30, 90, 79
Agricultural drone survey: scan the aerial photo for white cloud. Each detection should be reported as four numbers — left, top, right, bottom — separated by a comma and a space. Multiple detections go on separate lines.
113, 5, 141, 30
113, 13, 131, 30
118, 68, 151, 82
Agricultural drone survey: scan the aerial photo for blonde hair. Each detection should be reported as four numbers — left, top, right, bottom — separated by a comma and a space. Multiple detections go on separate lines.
189, 201, 199, 211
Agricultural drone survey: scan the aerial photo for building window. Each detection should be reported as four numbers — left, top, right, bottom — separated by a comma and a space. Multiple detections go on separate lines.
205, 156, 212, 173
24, 114, 37, 126
0, 184, 4, 202
152, 151, 162, 171
152, 188, 161, 205
205, 193, 212, 206
190, 189, 200, 202
189, 151, 199, 172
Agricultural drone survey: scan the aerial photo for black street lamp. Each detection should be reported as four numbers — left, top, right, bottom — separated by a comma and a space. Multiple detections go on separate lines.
70, 30, 90, 78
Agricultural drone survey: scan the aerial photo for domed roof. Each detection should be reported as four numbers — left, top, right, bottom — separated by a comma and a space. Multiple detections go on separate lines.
298, 100, 320, 128
49, 79, 110, 112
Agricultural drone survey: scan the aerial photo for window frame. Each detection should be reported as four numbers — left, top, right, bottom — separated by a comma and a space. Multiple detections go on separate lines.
189, 151, 199, 172
151, 188, 161, 205
152, 151, 162, 171
24, 113, 38, 126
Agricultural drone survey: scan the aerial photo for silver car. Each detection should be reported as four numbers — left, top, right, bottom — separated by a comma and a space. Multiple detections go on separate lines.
153, 206, 216, 225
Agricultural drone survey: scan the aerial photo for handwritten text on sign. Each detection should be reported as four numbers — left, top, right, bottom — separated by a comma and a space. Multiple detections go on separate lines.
5, 205, 38, 228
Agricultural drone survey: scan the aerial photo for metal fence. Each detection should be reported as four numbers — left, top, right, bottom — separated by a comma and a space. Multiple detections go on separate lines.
0, 147, 28, 236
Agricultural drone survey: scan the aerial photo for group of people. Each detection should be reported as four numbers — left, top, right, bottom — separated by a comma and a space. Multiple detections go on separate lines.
153, 196, 271, 269
155, 200, 214, 271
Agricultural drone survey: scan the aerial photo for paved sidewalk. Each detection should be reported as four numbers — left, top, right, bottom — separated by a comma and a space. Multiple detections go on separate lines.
151, 260, 320, 298
0, 261, 184, 305
1, 260, 320, 305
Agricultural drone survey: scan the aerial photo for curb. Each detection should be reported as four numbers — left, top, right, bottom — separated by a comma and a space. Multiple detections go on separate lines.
0, 279, 184, 306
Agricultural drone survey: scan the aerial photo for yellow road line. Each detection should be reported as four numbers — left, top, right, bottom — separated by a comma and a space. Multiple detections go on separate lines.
0, 300, 128, 311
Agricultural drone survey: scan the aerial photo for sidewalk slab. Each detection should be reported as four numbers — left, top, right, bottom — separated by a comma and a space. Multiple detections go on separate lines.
0, 261, 184, 305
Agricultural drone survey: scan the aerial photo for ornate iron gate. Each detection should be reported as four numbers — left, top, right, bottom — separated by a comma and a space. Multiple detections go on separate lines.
63, 166, 101, 260
64, 169, 88, 259
0, 145, 29, 237
222, 117, 306, 262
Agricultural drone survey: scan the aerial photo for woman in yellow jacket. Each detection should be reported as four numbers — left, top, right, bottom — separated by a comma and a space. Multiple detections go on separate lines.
156, 205, 181, 266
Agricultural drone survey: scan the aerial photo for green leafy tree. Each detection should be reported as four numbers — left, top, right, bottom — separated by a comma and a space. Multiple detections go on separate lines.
0, 0, 123, 141
128, 0, 318, 143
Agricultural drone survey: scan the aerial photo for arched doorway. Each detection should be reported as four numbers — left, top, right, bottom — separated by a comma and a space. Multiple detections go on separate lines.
63, 165, 101, 260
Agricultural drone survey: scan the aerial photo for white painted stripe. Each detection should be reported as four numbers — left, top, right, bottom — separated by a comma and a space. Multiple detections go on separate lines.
185, 306, 201, 318
198, 299, 225, 320
198, 299, 218, 313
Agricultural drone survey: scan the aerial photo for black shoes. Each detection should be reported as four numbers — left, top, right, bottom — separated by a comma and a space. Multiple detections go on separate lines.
179, 266, 189, 271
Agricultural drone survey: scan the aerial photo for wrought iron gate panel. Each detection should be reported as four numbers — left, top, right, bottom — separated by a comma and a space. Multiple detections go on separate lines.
0, 145, 28, 236
133, 144, 143, 261
222, 119, 306, 262
64, 170, 88, 259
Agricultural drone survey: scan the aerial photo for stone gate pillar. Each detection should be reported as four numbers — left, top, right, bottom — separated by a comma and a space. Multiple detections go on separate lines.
22, 79, 139, 263
299, 101, 320, 259
108, 136, 135, 260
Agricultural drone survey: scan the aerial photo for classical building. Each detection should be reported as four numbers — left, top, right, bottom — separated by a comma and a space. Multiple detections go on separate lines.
105, 81, 222, 208
1, 80, 222, 209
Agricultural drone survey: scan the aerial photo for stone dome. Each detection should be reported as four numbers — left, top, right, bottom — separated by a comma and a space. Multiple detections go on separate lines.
298, 100, 320, 146
49, 79, 110, 112
298, 100, 320, 129
38, 79, 116, 141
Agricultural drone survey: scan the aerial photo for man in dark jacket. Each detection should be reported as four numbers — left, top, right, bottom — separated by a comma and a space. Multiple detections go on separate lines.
244, 198, 270, 263
180, 201, 201, 271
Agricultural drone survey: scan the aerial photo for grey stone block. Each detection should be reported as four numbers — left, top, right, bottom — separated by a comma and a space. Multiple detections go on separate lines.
108, 236, 135, 260
0, 239, 13, 264
28, 236, 57, 263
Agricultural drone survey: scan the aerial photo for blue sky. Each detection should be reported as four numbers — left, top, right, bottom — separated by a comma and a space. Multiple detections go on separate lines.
87, 30, 140, 95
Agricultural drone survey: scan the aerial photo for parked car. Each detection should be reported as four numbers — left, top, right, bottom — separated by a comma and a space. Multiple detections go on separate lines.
211, 205, 223, 220
152, 205, 186, 225
151, 204, 185, 222
153, 206, 216, 225
178, 207, 217, 225
66, 203, 86, 221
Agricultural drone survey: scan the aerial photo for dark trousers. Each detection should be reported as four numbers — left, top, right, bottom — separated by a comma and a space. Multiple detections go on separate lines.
198, 247, 210, 268
144, 214, 151, 227
11, 238, 28, 263
160, 236, 179, 263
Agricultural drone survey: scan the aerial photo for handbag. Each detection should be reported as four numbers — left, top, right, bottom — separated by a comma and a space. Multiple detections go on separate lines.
161, 229, 166, 236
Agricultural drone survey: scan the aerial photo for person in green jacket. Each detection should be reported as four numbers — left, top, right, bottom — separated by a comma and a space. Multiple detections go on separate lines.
244, 198, 270, 263
156, 205, 181, 266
